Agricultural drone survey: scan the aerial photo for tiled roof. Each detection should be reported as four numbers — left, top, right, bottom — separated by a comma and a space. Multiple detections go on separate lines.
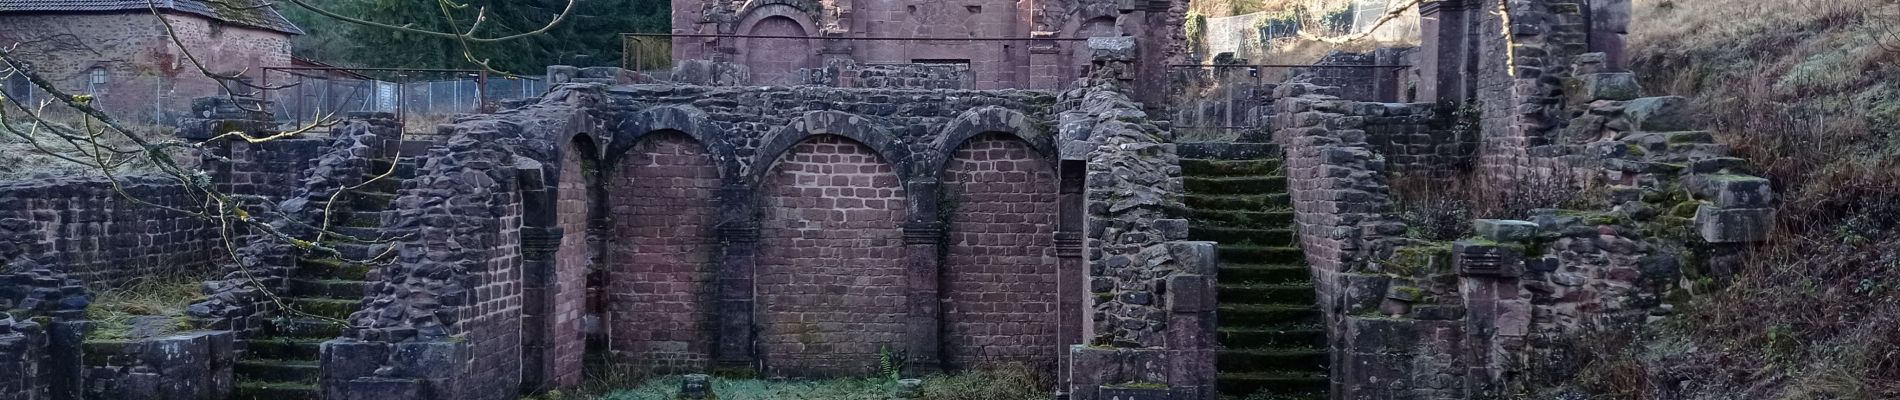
0, 0, 304, 35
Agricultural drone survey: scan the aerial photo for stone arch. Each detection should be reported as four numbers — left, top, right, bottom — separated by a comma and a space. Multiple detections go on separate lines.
937, 133, 1060, 371
602, 130, 725, 373
613, 105, 742, 185
754, 134, 910, 377
926, 107, 1056, 175
751, 111, 912, 187
735, 4, 818, 86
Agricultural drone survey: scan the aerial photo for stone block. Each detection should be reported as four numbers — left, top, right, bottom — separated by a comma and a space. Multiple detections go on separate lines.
1694, 205, 1773, 243
1472, 219, 1540, 242
1166, 275, 1213, 313
322, 339, 389, 380
1684, 174, 1773, 208
1569, 73, 1642, 104
1088, 37, 1138, 62
1623, 96, 1693, 131
386, 340, 468, 379
1454, 241, 1520, 277
328, 377, 425, 400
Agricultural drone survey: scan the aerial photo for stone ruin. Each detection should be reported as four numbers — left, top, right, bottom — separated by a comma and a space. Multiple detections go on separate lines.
0, 0, 1782, 399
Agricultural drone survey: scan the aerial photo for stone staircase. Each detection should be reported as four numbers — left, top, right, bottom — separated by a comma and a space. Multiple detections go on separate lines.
231, 156, 416, 400
1179, 142, 1328, 399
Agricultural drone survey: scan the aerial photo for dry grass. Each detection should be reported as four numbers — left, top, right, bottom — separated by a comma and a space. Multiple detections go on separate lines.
87, 271, 214, 340
556, 365, 1048, 400
1553, 1, 1900, 398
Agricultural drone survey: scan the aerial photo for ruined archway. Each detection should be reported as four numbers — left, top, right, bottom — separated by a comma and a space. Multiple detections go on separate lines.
937, 132, 1060, 371
740, 9, 815, 86
755, 134, 910, 377
603, 130, 723, 373
541, 133, 599, 387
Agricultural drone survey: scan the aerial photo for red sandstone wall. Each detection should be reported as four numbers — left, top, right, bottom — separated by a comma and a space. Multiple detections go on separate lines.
756, 135, 909, 377
606, 131, 722, 372
940, 134, 1061, 371
549, 138, 594, 385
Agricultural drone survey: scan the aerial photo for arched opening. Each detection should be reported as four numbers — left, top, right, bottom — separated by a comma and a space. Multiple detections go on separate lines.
756, 134, 909, 377
744, 15, 814, 85
937, 132, 1060, 372
601, 130, 723, 373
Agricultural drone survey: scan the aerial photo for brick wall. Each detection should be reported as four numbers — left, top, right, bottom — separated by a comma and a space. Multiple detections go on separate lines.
803, 60, 975, 90
940, 133, 1060, 370
756, 135, 909, 377
605, 131, 721, 373
0, 176, 222, 286
548, 138, 594, 386
0, 12, 291, 123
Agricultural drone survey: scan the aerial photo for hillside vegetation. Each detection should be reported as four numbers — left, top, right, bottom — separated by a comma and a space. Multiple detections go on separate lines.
1558, 0, 1900, 398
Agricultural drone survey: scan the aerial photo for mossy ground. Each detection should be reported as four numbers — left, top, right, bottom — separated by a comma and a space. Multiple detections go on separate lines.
535, 365, 1047, 400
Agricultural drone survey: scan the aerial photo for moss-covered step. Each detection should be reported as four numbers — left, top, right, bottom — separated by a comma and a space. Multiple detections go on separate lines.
1216, 372, 1328, 399
1217, 348, 1330, 371
245, 337, 326, 360
263, 318, 345, 339
1184, 194, 1291, 212
1218, 327, 1327, 349
232, 381, 318, 400
296, 258, 370, 281
286, 298, 360, 320
1217, 245, 1306, 265
1184, 176, 1289, 195
1217, 283, 1317, 304
1189, 226, 1295, 246
1220, 304, 1321, 326
1177, 142, 1281, 160
1219, 264, 1312, 284
288, 278, 368, 300
236, 358, 320, 383
1181, 159, 1283, 176
1190, 210, 1295, 229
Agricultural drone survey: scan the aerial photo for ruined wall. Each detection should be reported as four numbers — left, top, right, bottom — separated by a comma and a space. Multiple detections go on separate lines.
0, 176, 221, 286
802, 60, 974, 90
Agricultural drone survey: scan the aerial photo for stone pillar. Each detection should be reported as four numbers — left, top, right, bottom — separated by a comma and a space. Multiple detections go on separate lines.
713, 219, 760, 369
1455, 235, 1530, 397
518, 226, 563, 391
901, 218, 946, 373
1417, 0, 1476, 103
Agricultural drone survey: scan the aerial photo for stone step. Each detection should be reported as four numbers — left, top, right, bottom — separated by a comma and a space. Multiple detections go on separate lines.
349, 191, 399, 211
287, 298, 361, 320
1220, 264, 1312, 284
318, 241, 393, 261
1218, 283, 1316, 305
1189, 226, 1294, 246
236, 359, 320, 384
1216, 372, 1328, 398
1217, 245, 1306, 265
232, 381, 319, 400
356, 175, 405, 195
297, 258, 370, 281
1178, 142, 1281, 160
1184, 176, 1288, 195
1180, 158, 1283, 177
1219, 304, 1320, 326
264, 318, 346, 339
1217, 348, 1329, 372
1218, 327, 1327, 350
289, 279, 369, 300
1190, 210, 1294, 230
245, 338, 325, 360
1183, 194, 1290, 213
369, 157, 421, 179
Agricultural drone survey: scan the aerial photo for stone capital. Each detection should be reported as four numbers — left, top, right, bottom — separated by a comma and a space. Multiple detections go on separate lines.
902, 222, 945, 244
520, 226, 564, 260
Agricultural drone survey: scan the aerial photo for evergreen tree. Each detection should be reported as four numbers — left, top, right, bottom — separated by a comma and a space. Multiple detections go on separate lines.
280, 0, 669, 73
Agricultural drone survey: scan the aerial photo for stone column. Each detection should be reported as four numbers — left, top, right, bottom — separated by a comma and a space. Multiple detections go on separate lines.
1418, 0, 1475, 103
901, 221, 945, 373
1588, 0, 1632, 71
1054, 160, 1087, 380
1455, 234, 1530, 397
714, 220, 760, 369
518, 226, 563, 391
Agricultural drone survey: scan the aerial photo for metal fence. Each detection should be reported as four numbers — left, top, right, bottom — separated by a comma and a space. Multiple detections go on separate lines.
261, 67, 545, 131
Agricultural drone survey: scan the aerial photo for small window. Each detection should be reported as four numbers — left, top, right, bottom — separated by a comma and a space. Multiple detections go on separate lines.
87, 68, 109, 93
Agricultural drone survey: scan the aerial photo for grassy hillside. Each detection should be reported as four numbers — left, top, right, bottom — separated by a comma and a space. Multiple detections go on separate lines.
1557, 1, 1900, 398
